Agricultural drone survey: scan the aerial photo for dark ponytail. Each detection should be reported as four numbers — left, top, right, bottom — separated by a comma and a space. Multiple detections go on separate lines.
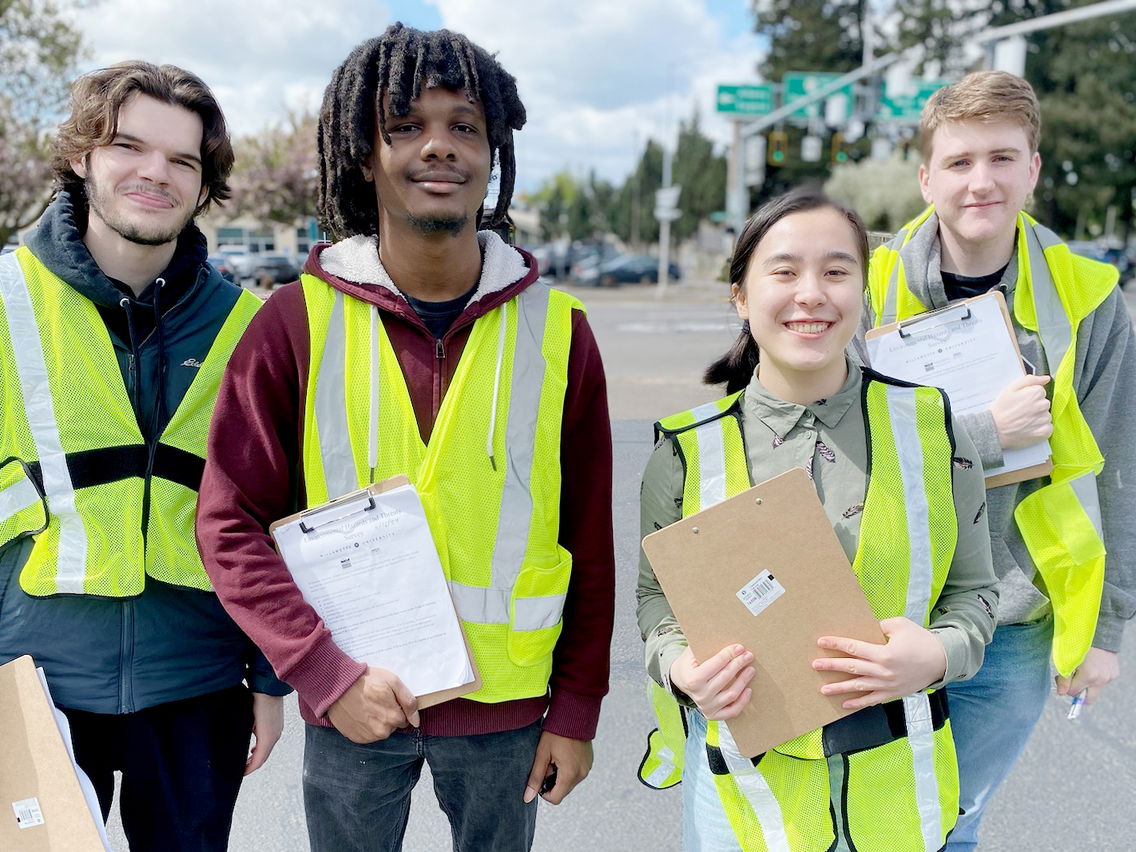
703, 322, 759, 393
703, 188, 868, 394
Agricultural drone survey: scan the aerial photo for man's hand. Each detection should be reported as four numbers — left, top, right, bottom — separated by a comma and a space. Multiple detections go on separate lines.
326, 667, 419, 744
245, 693, 285, 775
1055, 647, 1120, 707
668, 644, 755, 721
813, 617, 947, 711
991, 374, 1053, 450
523, 732, 593, 805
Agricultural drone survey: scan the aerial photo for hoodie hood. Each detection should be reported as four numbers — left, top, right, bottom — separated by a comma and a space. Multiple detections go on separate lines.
305, 230, 540, 322
25, 189, 210, 308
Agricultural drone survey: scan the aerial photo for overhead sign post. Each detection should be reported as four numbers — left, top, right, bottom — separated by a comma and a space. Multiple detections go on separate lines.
716, 84, 775, 116
783, 72, 854, 121
877, 78, 946, 122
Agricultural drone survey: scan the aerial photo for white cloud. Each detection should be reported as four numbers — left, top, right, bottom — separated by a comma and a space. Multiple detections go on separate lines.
68, 0, 766, 192
69, 0, 395, 134
429, 0, 765, 189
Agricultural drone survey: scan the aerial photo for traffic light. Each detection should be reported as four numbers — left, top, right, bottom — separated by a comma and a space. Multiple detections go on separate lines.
768, 131, 788, 166
831, 132, 850, 164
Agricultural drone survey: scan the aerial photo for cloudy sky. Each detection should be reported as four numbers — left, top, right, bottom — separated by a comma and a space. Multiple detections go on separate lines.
67, 0, 766, 194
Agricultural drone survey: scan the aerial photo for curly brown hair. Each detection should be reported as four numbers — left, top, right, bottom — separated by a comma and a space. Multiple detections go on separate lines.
51, 60, 234, 216
317, 23, 527, 240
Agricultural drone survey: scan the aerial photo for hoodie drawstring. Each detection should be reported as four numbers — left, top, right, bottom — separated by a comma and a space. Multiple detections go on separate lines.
151, 278, 168, 429
368, 305, 380, 484
486, 301, 508, 471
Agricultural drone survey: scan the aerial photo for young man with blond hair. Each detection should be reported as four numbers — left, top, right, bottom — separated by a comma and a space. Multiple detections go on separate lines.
862, 70, 1136, 850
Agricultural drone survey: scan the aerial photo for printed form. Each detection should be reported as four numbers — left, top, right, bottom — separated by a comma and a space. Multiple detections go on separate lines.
273, 483, 474, 697
866, 292, 1050, 480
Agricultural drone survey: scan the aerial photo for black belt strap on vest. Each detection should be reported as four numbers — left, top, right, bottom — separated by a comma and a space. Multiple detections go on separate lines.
704, 689, 949, 773
26, 443, 205, 493
822, 688, 949, 757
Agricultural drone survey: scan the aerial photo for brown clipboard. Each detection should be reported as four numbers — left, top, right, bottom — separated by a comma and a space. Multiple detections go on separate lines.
865, 290, 1052, 487
642, 468, 885, 758
0, 656, 107, 851
270, 475, 481, 709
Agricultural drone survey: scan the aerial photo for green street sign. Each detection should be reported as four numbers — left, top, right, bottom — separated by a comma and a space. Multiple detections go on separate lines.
716, 84, 775, 116
878, 78, 947, 122
782, 72, 854, 121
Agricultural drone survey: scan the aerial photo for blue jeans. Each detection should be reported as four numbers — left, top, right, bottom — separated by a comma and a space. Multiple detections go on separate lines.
303, 720, 542, 852
681, 710, 743, 851
945, 617, 1053, 851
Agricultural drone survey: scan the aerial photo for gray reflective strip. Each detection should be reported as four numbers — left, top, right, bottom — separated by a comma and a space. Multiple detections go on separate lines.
0, 254, 87, 592
447, 571, 565, 631
313, 289, 357, 499
716, 722, 791, 852
1024, 224, 1073, 373
0, 474, 40, 520
825, 754, 854, 852
1070, 472, 1103, 537
449, 286, 563, 626
1024, 222, 1105, 535
885, 387, 934, 623
448, 582, 508, 624
902, 693, 943, 852
691, 402, 727, 510
644, 745, 677, 787
883, 262, 901, 325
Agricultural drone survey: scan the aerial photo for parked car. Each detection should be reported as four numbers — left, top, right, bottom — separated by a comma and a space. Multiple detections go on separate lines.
576, 254, 681, 287
207, 255, 237, 284
251, 254, 300, 289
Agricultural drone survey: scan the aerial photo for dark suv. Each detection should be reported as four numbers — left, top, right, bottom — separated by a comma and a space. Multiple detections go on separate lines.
252, 254, 300, 289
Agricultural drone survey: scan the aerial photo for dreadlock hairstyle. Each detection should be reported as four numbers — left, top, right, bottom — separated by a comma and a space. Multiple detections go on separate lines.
704, 189, 869, 393
317, 23, 527, 241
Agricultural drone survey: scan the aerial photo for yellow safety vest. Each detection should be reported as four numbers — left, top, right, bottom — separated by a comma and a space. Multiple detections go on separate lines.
869, 208, 1118, 675
300, 274, 580, 703
640, 375, 960, 852
0, 247, 260, 596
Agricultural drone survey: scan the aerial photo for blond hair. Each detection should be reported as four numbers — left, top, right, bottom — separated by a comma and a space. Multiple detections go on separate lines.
920, 71, 1040, 162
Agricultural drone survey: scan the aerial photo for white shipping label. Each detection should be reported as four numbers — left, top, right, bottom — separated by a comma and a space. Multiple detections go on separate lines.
13, 797, 45, 829
736, 569, 785, 616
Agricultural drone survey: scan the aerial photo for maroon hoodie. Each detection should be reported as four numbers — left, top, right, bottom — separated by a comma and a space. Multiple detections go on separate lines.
196, 233, 614, 739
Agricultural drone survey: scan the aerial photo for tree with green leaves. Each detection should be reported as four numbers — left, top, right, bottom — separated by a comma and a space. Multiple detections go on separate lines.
0, 0, 85, 247
671, 111, 728, 243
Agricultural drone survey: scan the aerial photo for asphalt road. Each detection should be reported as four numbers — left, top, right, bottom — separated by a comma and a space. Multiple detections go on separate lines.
104, 278, 1136, 851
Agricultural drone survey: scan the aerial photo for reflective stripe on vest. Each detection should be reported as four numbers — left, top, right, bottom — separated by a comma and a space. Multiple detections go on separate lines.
301, 275, 577, 702
0, 248, 260, 595
869, 210, 1117, 675
640, 377, 957, 851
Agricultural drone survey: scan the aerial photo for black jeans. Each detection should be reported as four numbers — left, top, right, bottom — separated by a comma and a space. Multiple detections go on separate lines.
61, 684, 253, 852
303, 720, 542, 852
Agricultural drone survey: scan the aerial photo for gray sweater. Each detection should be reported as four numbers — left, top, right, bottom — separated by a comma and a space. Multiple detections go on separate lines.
858, 216, 1136, 651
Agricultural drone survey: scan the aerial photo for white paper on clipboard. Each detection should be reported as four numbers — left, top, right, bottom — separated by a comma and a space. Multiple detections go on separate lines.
865, 290, 1051, 483
270, 479, 475, 700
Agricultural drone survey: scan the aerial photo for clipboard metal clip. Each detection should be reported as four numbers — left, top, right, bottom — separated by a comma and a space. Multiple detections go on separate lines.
896, 305, 972, 338
298, 490, 377, 534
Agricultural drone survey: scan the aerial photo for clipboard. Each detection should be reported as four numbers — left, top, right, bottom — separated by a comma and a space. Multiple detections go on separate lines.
865, 290, 1052, 487
270, 475, 481, 709
642, 469, 885, 758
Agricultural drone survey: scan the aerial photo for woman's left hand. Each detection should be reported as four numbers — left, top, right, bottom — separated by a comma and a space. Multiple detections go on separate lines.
812, 617, 948, 711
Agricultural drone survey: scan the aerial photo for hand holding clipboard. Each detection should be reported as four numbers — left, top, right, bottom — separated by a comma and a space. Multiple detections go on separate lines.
865, 290, 1052, 486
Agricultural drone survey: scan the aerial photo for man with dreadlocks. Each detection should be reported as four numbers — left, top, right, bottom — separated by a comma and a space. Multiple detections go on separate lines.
196, 23, 615, 851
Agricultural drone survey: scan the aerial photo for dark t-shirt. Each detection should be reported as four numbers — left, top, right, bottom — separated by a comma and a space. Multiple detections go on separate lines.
404, 284, 477, 339
941, 262, 1009, 302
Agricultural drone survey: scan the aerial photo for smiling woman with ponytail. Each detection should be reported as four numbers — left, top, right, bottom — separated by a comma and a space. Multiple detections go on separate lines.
637, 189, 999, 852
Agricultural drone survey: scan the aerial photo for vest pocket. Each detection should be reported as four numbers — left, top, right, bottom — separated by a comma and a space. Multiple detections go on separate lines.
506, 555, 572, 666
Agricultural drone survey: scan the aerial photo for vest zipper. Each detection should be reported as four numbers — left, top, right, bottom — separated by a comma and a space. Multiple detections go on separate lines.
434, 336, 446, 420
119, 598, 136, 713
